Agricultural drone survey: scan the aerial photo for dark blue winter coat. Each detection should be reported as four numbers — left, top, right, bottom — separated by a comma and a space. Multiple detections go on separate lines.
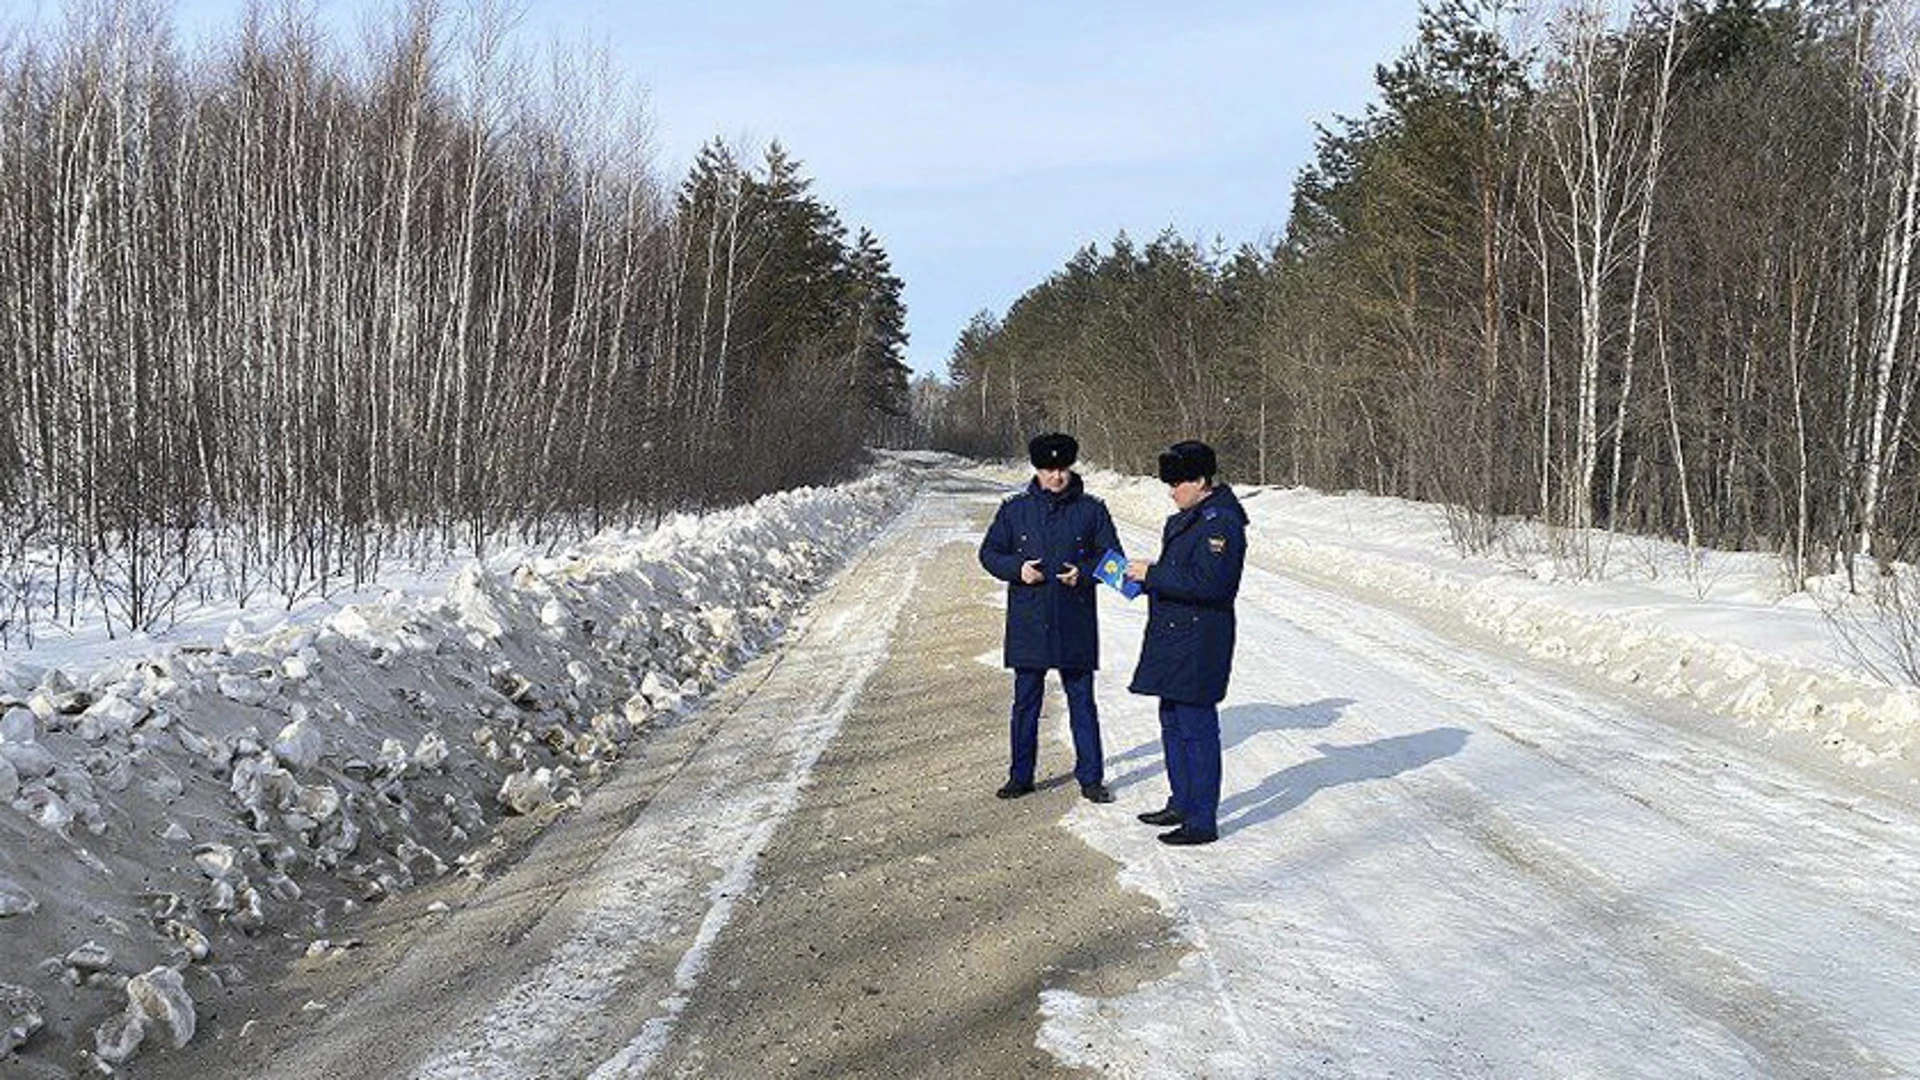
1128, 485, 1248, 704
978, 474, 1121, 671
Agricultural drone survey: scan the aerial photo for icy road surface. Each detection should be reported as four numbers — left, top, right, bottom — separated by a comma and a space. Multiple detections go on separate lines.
1043, 509, 1920, 1078
154, 462, 1920, 1078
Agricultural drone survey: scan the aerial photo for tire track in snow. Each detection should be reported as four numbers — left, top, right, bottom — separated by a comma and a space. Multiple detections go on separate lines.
1227, 542, 1920, 1075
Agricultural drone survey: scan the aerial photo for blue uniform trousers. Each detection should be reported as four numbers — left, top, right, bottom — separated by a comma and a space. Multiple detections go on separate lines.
1009, 668, 1104, 787
1159, 699, 1221, 835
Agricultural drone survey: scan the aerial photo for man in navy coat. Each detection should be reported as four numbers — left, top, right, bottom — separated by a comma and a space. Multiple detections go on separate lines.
1125, 440, 1248, 845
978, 432, 1121, 803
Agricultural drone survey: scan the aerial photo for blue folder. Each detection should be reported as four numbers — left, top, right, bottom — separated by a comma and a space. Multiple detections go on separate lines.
1093, 548, 1142, 599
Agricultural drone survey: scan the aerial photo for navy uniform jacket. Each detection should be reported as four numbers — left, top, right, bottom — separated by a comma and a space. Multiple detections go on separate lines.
978, 473, 1121, 671
1128, 485, 1249, 704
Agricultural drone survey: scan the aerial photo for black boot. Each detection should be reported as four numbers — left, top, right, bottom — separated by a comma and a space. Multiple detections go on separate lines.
1157, 826, 1218, 846
996, 779, 1036, 800
1137, 806, 1184, 826
1080, 783, 1114, 804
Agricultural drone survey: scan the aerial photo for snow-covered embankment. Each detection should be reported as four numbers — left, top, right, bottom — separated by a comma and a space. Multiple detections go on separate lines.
0, 459, 919, 1072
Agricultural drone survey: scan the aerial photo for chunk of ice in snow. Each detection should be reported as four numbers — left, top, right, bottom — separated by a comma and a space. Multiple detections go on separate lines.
65, 941, 115, 973
217, 673, 270, 707
414, 731, 449, 771
0, 983, 45, 1055
95, 966, 196, 1063
0, 706, 36, 743
376, 738, 410, 775
126, 967, 195, 1048
94, 1009, 144, 1064
0, 880, 36, 917
274, 718, 324, 772
24, 788, 72, 832
192, 844, 240, 881
498, 767, 554, 815
0, 740, 53, 779
77, 694, 145, 742
640, 671, 683, 711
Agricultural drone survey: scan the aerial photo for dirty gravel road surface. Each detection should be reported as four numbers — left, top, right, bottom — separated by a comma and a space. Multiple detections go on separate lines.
147, 464, 1179, 1079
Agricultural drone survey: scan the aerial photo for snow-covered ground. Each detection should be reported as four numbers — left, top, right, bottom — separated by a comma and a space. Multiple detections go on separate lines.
0, 454, 927, 1072
1077, 467, 1920, 782
1031, 469, 1920, 1077
7, 452, 1920, 1076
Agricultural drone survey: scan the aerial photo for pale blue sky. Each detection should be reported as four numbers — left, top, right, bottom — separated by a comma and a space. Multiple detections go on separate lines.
34, 1, 1428, 378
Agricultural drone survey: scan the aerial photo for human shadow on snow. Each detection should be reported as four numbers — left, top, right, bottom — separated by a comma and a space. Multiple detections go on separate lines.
1219, 726, 1469, 835
1106, 698, 1355, 792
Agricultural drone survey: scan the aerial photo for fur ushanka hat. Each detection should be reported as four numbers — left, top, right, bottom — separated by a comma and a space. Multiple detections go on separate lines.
1029, 432, 1078, 469
1157, 440, 1217, 484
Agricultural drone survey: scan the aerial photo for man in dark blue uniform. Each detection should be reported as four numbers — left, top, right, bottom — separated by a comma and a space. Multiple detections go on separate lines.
978, 432, 1122, 803
1125, 440, 1248, 845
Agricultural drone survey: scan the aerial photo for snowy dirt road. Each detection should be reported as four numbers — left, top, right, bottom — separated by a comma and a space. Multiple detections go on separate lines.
1044, 505, 1920, 1078
144, 466, 1174, 1079
148, 464, 1920, 1078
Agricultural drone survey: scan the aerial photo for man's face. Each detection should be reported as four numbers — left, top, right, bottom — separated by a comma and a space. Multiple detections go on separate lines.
1036, 466, 1071, 493
1169, 477, 1208, 510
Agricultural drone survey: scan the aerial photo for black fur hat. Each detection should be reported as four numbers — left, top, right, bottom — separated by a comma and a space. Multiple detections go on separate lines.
1157, 440, 1217, 484
1029, 432, 1078, 469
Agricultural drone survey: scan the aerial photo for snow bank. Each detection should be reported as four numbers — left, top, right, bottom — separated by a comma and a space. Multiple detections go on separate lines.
1079, 468, 1919, 775
0, 457, 921, 1073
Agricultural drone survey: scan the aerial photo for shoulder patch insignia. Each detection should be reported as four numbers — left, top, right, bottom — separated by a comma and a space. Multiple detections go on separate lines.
1208, 535, 1227, 555
1202, 508, 1218, 520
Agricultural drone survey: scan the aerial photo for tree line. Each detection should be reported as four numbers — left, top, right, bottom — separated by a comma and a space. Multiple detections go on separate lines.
932, 0, 1920, 586
0, 0, 910, 642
